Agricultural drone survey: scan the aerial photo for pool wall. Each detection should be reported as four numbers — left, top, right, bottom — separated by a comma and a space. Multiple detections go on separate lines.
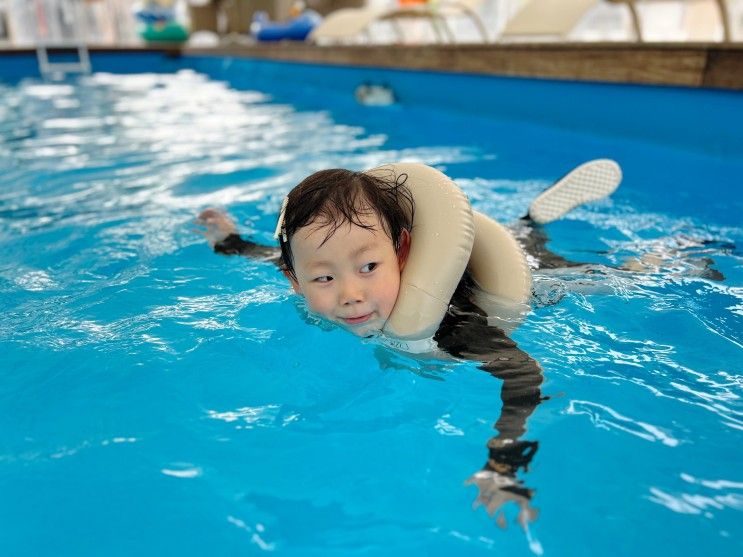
2, 50, 742, 158
189, 54, 743, 159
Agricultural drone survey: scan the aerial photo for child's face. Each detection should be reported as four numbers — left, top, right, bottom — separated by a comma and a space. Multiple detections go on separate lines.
285, 213, 409, 337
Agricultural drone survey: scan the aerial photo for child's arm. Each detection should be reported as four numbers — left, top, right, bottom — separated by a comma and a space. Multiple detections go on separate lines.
196, 208, 280, 262
434, 280, 543, 528
434, 304, 543, 443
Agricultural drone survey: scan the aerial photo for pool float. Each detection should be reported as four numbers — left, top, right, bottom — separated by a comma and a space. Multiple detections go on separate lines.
366, 163, 532, 341
251, 10, 322, 42
136, 2, 189, 43
139, 23, 189, 42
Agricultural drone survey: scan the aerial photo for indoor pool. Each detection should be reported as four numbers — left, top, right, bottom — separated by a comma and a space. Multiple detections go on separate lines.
0, 53, 741, 556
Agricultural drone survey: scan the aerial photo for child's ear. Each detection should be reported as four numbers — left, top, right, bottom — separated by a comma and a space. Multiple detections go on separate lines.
282, 270, 302, 294
397, 229, 411, 271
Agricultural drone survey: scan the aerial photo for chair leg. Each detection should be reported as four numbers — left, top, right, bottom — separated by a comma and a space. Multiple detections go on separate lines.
460, 5, 490, 42
433, 14, 456, 43
625, 0, 643, 41
715, 0, 732, 41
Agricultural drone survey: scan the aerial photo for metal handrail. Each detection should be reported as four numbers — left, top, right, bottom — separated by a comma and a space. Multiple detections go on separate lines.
35, 0, 91, 78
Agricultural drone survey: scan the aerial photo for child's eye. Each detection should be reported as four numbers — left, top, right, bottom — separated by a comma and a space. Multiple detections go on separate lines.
360, 262, 378, 274
313, 275, 333, 283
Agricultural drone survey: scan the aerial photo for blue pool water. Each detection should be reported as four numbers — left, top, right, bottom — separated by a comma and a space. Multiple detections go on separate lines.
0, 53, 741, 556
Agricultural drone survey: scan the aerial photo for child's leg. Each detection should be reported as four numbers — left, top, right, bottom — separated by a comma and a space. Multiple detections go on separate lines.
515, 163, 727, 280
514, 160, 623, 269
511, 219, 585, 269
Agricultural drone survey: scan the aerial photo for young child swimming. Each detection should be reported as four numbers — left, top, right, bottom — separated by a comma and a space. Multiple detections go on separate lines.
196, 161, 621, 527
196, 160, 730, 527
198, 169, 412, 338
197, 161, 621, 338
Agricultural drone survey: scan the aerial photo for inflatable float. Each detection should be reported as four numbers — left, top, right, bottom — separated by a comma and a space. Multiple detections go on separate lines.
365, 163, 532, 342
136, 2, 188, 43
251, 10, 322, 42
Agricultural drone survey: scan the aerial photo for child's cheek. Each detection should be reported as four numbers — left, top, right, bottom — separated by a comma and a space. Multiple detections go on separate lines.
305, 292, 332, 318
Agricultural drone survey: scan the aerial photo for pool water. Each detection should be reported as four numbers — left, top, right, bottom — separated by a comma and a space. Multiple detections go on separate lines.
0, 55, 741, 556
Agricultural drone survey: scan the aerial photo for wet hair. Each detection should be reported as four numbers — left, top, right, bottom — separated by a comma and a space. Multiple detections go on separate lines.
278, 168, 414, 280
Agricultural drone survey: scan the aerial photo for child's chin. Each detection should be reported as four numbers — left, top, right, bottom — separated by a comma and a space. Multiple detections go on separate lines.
343, 320, 384, 337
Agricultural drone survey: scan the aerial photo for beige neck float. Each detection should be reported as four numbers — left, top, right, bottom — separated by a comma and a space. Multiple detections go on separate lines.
366, 163, 532, 341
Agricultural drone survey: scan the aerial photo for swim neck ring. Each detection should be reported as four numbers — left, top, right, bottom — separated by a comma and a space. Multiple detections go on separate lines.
365, 163, 532, 341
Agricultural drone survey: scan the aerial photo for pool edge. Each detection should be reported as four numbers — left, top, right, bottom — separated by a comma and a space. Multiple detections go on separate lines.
1, 42, 742, 90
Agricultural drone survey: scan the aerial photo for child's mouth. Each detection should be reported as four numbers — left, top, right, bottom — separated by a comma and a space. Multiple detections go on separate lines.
342, 313, 373, 326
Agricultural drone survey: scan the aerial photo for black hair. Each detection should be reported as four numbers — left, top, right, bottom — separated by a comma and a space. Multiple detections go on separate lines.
278, 168, 414, 280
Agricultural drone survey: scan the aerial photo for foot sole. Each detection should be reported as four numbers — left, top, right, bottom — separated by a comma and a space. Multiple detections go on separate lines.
528, 159, 622, 224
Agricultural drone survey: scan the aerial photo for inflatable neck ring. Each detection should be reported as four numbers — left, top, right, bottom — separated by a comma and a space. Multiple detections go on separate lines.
365, 163, 532, 342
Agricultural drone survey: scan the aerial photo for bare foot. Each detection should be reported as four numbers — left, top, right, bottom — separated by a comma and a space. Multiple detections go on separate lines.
196, 208, 238, 248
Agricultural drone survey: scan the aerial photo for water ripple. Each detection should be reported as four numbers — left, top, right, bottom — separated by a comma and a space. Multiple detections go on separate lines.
566, 399, 680, 446
648, 484, 743, 517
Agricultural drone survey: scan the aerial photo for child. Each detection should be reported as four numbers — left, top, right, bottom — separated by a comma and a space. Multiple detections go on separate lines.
277, 169, 414, 338
196, 161, 621, 527
198, 162, 621, 337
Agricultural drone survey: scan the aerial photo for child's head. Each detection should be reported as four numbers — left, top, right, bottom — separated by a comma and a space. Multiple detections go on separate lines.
276, 168, 414, 336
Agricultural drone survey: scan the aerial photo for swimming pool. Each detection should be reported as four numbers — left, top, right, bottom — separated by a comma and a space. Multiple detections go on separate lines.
0, 52, 741, 556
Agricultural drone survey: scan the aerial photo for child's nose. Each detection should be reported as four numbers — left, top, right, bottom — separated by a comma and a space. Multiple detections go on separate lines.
339, 278, 364, 305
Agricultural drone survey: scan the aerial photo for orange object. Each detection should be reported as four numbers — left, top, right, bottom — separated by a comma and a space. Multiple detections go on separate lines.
398, 0, 428, 5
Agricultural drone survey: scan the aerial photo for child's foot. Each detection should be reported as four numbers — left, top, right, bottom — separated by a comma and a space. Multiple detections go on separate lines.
196, 208, 238, 248
527, 159, 622, 224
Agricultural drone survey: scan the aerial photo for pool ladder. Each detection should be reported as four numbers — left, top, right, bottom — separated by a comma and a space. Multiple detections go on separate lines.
36, 41, 91, 79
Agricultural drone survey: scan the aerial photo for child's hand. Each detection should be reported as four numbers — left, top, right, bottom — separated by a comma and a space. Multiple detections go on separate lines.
466, 438, 539, 529
466, 469, 538, 530
195, 208, 238, 247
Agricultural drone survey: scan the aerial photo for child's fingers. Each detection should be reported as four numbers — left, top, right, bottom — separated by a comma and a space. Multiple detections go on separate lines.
197, 207, 224, 222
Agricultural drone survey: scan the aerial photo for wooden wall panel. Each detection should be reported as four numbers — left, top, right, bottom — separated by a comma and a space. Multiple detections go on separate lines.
2, 43, 739, 90
185, 43, 742, 90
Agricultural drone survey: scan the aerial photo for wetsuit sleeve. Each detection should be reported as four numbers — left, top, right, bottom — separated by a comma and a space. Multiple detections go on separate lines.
213, 233, 280, 262
434, 275, 543, 461
434, 278, 543, 520
434, 301, 543, 441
